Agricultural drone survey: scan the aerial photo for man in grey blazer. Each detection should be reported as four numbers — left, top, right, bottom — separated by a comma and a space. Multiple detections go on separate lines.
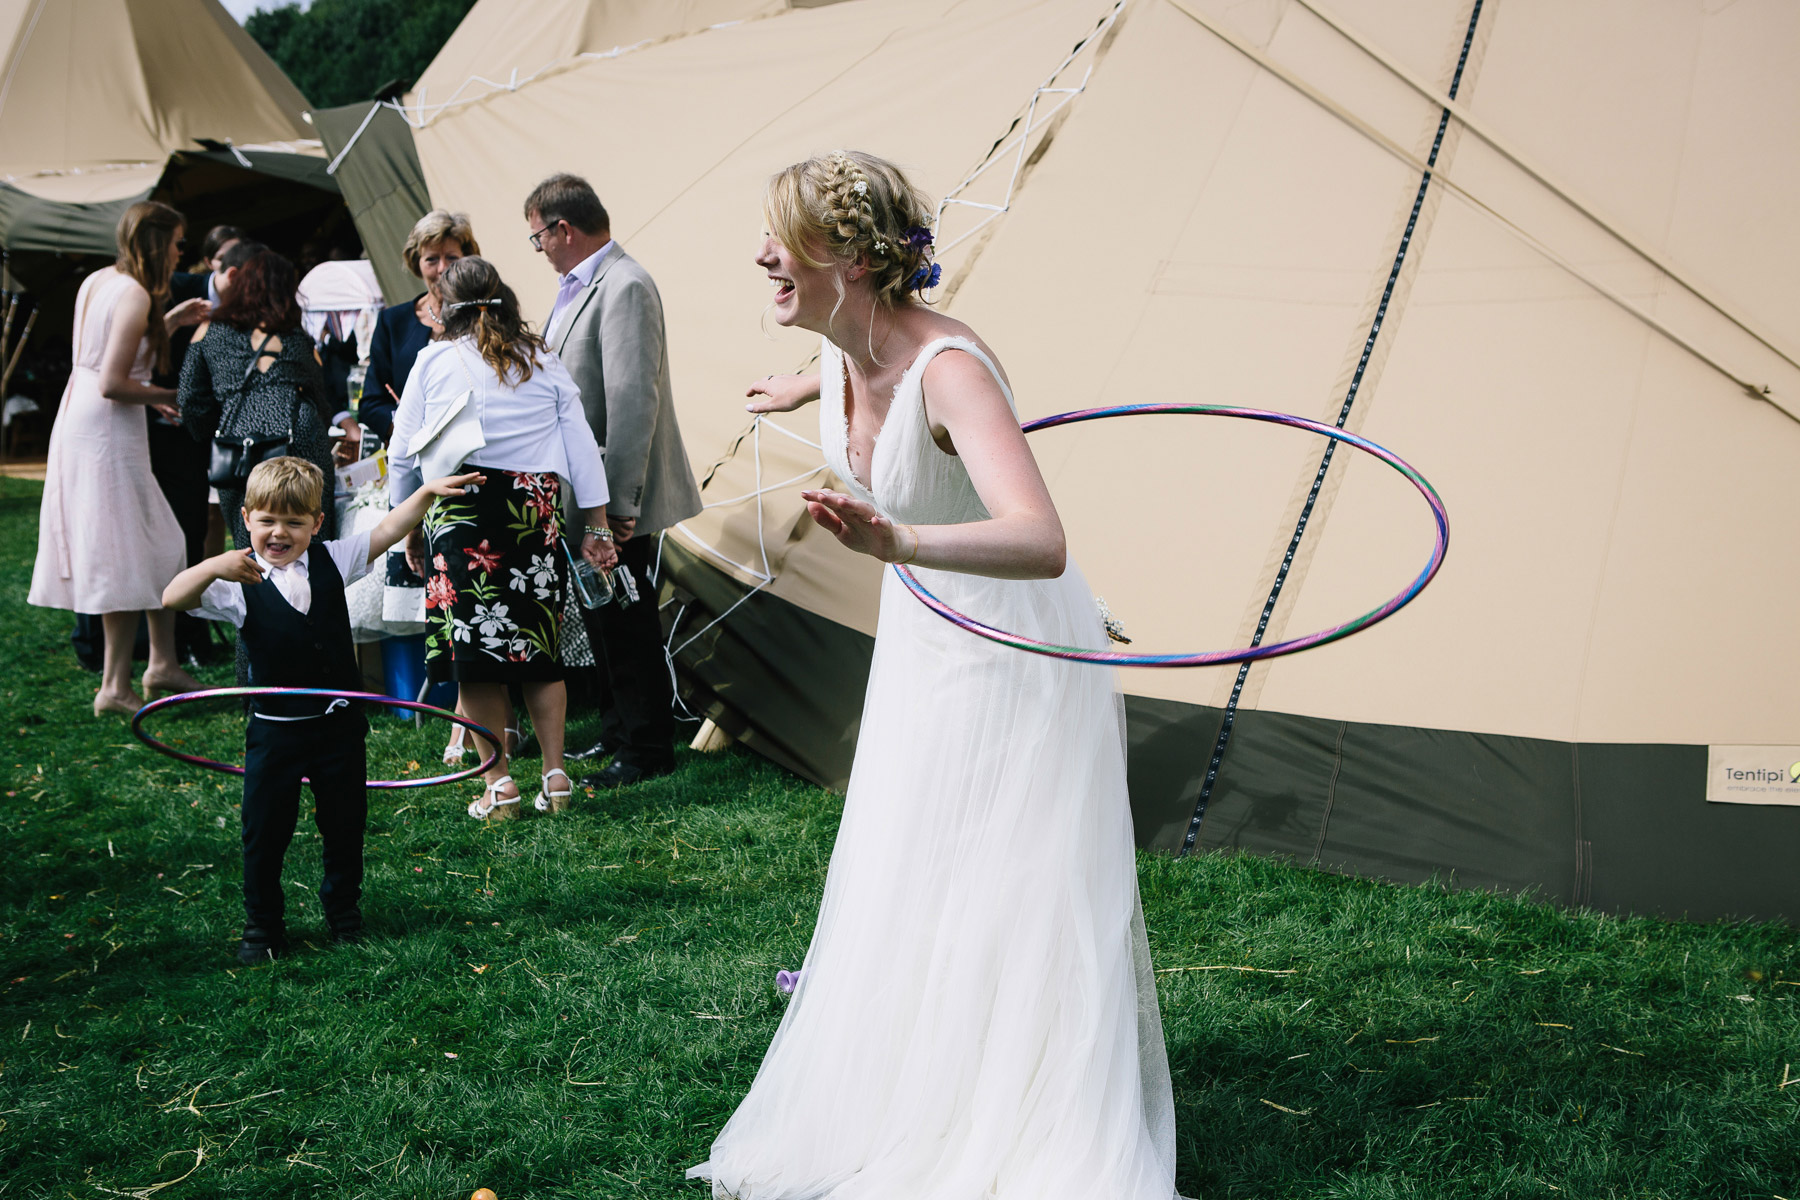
526, 174, 703, 786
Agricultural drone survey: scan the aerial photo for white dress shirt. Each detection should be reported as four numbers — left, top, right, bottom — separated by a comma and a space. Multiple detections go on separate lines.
544, 240, 614, 344
189, 531, 375, 629
387, 338, 610, 508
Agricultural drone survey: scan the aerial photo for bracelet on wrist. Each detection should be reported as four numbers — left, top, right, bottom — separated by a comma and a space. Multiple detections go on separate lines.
895, 523, 919, 566
584, 525, 614, 542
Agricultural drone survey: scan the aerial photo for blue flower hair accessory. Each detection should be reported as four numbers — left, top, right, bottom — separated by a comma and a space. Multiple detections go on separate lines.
907, 261, 943, 291
903, 224, 934, 251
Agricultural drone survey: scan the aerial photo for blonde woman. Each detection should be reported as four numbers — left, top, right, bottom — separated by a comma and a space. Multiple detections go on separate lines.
357, 209, 480, 443
30, 201, 208, 715
691, 152, 1182, 1199
358, 210, 494, 757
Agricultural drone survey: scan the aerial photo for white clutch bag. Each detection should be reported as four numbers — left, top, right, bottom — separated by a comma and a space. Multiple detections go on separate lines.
407, 347, 488, 480
407, 387, 486, 481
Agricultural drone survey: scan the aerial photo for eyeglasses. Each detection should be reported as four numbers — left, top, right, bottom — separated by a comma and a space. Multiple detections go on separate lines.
527, 219, 564, 251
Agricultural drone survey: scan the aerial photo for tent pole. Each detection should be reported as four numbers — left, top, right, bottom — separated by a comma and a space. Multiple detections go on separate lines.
1176, 0, 1487, 857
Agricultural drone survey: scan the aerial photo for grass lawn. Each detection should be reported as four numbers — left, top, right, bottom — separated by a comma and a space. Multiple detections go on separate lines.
0, 473, 1795, 1199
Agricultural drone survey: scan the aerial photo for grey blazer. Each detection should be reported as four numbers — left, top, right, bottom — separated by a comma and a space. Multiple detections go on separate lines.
550, 245, 702, 534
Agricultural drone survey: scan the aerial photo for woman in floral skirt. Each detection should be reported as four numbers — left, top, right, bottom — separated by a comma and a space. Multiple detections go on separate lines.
388, 257, 616, 819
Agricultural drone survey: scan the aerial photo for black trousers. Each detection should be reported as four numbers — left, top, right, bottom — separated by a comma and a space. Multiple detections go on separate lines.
146, 415, 217, 662
241, 708, 367, 933
580, 533, 675, 769
145, 415, 209, 568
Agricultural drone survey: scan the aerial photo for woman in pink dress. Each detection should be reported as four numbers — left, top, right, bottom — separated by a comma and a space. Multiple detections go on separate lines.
30, 201, 209, 715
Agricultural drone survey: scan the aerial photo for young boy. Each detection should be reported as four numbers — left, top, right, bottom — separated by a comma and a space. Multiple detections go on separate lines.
164, 457, 482, 964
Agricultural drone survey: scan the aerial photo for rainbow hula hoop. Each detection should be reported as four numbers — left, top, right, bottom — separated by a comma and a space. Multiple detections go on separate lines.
131, 688, 501, 789
895, 403, 1450, 667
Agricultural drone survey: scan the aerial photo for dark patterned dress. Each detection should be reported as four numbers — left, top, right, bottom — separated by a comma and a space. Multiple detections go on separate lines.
421, 469, 568, 683
178, 322, 336, 546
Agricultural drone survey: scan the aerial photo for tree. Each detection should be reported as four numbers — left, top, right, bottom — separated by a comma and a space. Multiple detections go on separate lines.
246, 0, 478, 110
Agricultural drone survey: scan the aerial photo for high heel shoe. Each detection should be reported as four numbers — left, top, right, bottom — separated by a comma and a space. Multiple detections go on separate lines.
467, 776, 520, 822
442, 725, 469, 765
534, 767, 573, 814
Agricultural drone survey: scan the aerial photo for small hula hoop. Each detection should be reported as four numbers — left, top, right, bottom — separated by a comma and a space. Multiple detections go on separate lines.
895, 403, 1450, 667
131, 687, 501, 789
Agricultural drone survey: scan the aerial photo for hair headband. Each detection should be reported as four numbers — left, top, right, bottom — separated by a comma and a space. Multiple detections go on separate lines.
442, 298, 503, 315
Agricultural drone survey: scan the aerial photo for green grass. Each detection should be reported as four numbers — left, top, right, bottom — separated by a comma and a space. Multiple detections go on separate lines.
0, 472, 1795, 1199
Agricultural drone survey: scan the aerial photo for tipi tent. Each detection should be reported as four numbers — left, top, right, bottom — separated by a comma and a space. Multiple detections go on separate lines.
315, 0, 792, 302
405, 0, 1800, 922
0, 0, 339, 277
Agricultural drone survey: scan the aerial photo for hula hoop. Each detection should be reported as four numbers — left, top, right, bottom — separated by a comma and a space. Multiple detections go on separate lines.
895, 403, 1450, 667
131, 688, 501, 789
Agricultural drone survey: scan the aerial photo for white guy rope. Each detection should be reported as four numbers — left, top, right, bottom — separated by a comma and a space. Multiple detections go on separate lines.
934, 0, 1128, 256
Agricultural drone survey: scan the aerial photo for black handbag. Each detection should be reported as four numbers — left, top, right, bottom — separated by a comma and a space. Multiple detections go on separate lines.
207, 332, 305, 487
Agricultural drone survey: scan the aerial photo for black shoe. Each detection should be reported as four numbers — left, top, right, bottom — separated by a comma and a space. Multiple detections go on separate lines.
327, 909, 364, 945
580, 758, 676, 789
568, 737, 616, 762
236, 926, 287, 965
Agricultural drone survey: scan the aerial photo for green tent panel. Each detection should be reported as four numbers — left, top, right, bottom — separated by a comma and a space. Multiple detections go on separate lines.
312, 103, 432, 306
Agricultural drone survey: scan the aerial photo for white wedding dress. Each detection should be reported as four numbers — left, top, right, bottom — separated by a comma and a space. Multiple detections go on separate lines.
690, 337, 1180, 1200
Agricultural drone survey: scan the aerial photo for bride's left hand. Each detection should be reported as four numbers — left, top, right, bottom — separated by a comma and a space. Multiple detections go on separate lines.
802, 489, 910, 563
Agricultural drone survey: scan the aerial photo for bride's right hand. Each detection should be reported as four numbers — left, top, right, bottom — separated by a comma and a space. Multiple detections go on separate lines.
746, 372, 821, 414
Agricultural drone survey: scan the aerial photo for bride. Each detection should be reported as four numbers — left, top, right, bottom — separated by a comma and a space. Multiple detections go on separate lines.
689, 151, 1180, 1200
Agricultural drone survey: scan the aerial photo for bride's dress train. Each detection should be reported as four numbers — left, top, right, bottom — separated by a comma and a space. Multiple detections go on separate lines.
690, 337, 1180, 1200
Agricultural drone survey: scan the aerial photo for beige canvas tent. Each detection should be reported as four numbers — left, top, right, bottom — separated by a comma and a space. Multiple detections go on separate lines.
0, 0, 350, 324
403, 0, 1800, 921
316, 0, 796, 300
0, 0, 335, 263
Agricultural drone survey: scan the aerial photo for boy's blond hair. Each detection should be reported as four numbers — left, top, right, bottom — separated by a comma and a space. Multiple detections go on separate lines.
243, 457, 324, 516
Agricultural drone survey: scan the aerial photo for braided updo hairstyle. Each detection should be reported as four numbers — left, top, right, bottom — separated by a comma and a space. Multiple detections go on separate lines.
765, 150, 939, 311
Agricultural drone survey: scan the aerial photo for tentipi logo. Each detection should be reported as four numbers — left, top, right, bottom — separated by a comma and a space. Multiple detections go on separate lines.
1706, 746, 1800, 806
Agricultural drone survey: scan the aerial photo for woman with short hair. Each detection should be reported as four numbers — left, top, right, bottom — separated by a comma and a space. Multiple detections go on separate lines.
359, 212, 487, 757
356, 209, 480, 444
30, 200, 210, 715
388, 256, 617, 821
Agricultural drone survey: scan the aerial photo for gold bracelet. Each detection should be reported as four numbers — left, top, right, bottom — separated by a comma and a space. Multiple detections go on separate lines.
896, 523, 919, 565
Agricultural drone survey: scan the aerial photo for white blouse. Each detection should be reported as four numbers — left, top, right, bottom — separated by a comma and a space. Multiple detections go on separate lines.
389, 337, 609, 508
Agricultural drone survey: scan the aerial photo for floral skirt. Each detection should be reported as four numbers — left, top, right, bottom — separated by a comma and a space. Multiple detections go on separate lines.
422, 468, 567, 683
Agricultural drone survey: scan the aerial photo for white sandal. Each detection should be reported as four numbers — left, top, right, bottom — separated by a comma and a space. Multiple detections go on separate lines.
468, 775, 521, 822
442, 725, 469, 764
535, 767, 573, 814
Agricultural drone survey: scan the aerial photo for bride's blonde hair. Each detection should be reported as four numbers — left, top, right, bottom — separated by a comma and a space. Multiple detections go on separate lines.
764, 151, 939, 315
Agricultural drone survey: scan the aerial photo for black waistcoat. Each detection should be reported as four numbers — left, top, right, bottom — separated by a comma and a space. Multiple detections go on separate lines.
240, 541, 361, 718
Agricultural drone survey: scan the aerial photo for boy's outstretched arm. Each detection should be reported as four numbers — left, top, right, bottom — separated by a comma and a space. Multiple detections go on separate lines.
165, 548, 265, 611
368, 472, 486, 561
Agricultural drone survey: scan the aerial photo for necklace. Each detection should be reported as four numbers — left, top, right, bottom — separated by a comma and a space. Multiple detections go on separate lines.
422, 297, 442, 325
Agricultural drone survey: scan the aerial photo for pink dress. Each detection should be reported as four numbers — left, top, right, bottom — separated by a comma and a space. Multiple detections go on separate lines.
29, 268, 187, 614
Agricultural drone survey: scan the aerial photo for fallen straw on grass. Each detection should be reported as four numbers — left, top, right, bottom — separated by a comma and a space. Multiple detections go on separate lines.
1156, 965, 1297, 976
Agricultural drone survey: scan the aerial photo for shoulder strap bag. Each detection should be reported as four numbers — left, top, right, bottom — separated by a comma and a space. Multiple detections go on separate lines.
207, 332, 304, 487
